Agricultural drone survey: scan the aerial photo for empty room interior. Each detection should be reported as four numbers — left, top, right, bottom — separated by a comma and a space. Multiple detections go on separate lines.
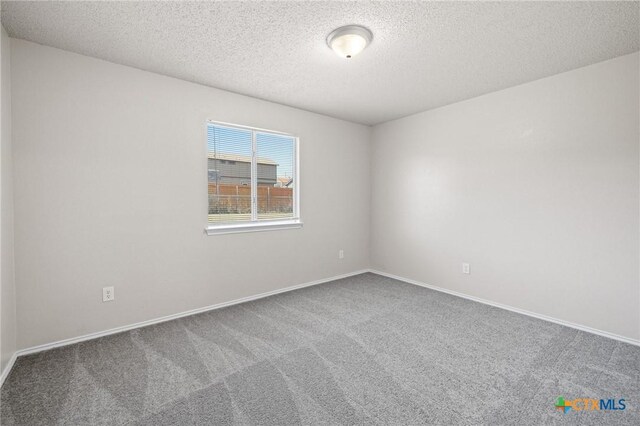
0, 1, 639, 425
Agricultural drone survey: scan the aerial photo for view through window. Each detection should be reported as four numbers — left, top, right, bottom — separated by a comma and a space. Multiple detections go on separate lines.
207, 122, 297, 226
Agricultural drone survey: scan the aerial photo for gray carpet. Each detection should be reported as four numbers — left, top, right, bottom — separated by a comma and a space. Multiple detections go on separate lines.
1, 273, 638, 425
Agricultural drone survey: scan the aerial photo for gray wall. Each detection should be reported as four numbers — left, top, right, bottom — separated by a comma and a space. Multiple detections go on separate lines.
1, 26, 16, 375
11, 39, 371, 349
371, 52, 640, 341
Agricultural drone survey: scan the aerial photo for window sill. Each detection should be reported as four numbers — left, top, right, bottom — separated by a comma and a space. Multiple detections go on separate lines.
205, 219, 303, 235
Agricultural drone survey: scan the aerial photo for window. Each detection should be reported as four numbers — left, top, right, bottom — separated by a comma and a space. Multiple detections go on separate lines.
206, 121, 301, 234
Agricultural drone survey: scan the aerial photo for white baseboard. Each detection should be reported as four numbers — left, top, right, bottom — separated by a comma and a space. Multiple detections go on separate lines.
9, 269, 369, 368
0, 352, 18, 389
369, 269, 640, 347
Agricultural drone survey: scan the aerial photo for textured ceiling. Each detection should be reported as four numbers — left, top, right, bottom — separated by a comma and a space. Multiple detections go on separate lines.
1, 1, 638, 125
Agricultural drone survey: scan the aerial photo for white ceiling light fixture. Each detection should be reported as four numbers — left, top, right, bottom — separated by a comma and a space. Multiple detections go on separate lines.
327, 25, 373, 59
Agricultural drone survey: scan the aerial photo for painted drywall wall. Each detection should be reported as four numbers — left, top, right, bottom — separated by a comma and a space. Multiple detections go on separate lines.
11, 39, 371, 349
1, 26, 16, 374
371, 52, 640, 341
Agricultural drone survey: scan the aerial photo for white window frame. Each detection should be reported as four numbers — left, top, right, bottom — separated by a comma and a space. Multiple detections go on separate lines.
205, 120, 302, 235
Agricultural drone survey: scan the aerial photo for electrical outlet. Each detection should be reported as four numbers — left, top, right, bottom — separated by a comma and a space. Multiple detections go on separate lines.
103, 286, 115, 302
462, 263, 470, 274
338, 249, 344, 259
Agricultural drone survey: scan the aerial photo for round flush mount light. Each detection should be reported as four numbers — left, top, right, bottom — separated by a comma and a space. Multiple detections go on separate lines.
327, 25, 372, 59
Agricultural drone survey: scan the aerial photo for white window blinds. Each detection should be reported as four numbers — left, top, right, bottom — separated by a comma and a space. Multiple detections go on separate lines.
207, 122, 299, 228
